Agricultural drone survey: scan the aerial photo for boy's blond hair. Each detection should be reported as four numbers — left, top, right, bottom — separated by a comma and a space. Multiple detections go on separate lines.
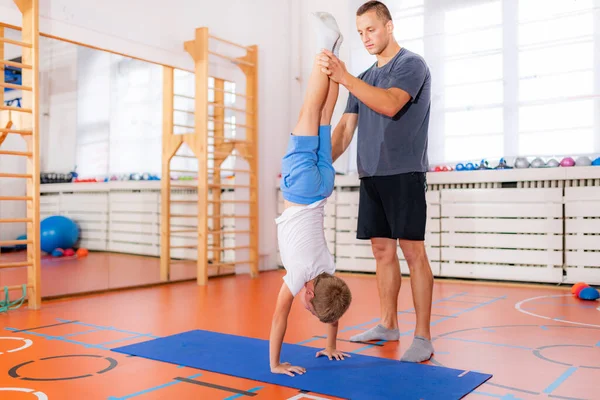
310, 272, 352, 324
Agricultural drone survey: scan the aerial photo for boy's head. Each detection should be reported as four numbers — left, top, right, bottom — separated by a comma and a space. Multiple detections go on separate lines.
302, 272, 352, 324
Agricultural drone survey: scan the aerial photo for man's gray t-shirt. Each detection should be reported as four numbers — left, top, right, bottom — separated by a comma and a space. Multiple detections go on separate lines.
345, 47, 431, 178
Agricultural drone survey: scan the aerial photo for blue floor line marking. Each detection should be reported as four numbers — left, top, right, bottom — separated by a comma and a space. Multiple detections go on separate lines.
442, 337, 532, 350
61, 329, 103, 337
100, 334, 145, 346
339, 292, 469, 335
472, 391, 504, 398
295, 337, 321, 345
107, 373, 202, 400
339, 318, 379, 333
459, 294, 502, 299
596, 341, 600, 347
430, 295, 506, 328
440, 299, 486, 304
56, 318, 159, 338
4, 327, 109, 350
222, 386, 263, 400
433, 305, 471, 310
543, 367, 578, 394
350, 339, 387, 354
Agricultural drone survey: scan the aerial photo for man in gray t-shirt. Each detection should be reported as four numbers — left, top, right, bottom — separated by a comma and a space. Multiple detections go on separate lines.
318, 0, 434, 363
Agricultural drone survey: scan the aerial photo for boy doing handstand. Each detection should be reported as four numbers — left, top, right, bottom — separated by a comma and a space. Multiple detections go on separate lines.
270, 12, 352, 377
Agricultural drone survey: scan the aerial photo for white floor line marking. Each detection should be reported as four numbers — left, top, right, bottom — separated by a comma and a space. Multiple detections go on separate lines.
514, 294, 600, 329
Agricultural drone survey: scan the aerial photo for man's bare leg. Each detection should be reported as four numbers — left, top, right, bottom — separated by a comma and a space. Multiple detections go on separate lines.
350, 238, 401, 342
399, 240, 434, 362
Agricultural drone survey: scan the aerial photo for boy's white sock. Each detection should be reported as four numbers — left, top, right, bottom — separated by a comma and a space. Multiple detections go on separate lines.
311, 12, 343, 57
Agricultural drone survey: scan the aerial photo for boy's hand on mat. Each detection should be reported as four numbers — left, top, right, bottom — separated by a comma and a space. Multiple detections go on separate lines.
315, 348, 351, 361
271, 362, 306, 377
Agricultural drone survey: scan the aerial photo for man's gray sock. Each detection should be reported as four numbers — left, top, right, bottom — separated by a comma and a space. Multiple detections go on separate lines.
400, 335, 434, 362
349, 324, 400, 342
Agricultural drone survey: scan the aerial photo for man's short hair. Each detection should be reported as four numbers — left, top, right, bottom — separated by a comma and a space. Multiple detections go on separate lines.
310, 272, 352, 324
356, 1, 393, 23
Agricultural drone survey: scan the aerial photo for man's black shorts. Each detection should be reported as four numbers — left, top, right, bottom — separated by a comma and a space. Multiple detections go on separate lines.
357, 172, 427, 241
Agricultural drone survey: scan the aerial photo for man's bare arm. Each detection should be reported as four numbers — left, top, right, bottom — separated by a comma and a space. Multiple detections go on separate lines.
332, 113, 358, 163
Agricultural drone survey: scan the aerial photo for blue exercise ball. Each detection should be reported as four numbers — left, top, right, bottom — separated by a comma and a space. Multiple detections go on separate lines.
40, 216, 80, 253
578, 287, 599, 301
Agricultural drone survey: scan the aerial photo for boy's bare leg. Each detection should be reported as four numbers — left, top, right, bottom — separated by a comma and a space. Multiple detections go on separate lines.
320, 79, 339, 126
292, 56, 331, 137
293, 11, 341, 136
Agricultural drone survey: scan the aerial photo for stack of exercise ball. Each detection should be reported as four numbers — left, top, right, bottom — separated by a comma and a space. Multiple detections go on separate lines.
571, 282, 600, 301
40, 216, 88, 258
429, 154, 600, 172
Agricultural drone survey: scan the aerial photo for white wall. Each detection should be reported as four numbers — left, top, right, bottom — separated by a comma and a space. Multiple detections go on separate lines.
1, 0, 293, 268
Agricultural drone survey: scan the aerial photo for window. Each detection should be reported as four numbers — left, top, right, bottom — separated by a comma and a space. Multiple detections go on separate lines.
517, 0, 596, 156
393, 0, 425, 57
441, 1, 504, 163
344, 0, 600, 169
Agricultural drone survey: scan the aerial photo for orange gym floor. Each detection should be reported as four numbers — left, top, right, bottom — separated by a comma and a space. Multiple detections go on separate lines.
0, 253, 599, 400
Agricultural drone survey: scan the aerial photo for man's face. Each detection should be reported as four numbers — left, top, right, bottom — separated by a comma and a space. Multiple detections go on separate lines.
356, 10, 392, 55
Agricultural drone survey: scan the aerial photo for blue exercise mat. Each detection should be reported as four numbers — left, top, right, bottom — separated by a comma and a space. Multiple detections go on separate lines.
113, 330, 492, 399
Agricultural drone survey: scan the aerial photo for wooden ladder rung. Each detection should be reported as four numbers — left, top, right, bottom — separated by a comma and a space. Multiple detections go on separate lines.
208, 200, 254, 204
211, 215, 252, 218
170, 200, 197, 204
0, 37, 33, 48
208, 168, 252, 174
0, 82, 33, 91
209, 230, 250, 235
174, 93, 195, 100
0, 105, 33, 113
0, 196, 32, 201
174, 108, 194, 115
210, 246, 251, 251
0, 173, 34, 179
0, 262, 31, 269
0, 128, 33, 136
209, 118, 254, 130
0, 239, 32, 246
170, 229, 198, 233
210, 260, 251, 267
209, 184, 252, 188
170, 214, 197, 218
6, 284, 33, 291
171, 245, 197, 249
208, 51, 255, 67
209, 102, 253, 115
0, 218, 32, 223
0, 60, 32, 69
211, 87, 253, 99
0, 150, 33, 157
211, 152, 254, 160
209, 34, 255, 51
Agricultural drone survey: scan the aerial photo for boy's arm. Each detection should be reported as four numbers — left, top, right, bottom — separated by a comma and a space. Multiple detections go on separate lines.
269, 282, 306, 376
315, 320, 351, 360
